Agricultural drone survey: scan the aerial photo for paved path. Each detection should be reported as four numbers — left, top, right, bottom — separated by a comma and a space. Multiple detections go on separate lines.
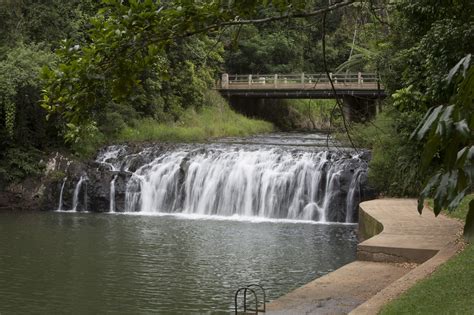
266, 261, 410, 315
357, 199, 461, 263
266, 199, 463, 315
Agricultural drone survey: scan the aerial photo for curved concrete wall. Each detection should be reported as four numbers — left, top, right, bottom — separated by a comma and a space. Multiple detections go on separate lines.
357, 199, 462, 263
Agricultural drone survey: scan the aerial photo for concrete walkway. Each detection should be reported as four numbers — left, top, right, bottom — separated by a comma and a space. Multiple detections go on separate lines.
357, 199, 461, 264
266, 199, 463, 315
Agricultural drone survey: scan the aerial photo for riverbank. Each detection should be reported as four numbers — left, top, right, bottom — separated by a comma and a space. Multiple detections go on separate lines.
266, 199, 463, 314
71, 90, 274, 157
380, 195, 473, 314
115, 91, 274, 144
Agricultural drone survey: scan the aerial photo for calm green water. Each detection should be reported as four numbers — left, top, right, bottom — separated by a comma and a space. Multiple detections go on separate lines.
0, 211, 357, 313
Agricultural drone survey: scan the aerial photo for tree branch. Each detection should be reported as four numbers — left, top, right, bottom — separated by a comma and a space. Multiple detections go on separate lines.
182, 0, 358, 37
321, 10, 359, 153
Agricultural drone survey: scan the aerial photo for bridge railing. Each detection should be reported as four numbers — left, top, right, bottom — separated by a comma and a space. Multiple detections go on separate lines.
220, 72, 379, 89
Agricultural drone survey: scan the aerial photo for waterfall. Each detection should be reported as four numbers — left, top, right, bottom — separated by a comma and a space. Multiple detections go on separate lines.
72, 176, 86, 212
95, 145, 125, 171
87, 140, 371, 222
345, 168, 364, 223
110, 175, 117, 213
83, 180, 88, 212
57, 177, 67, 211
101, 147, 368, 222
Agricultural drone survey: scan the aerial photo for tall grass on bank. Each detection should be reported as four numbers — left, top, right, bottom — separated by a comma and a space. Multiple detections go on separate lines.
116, 91, 274, 143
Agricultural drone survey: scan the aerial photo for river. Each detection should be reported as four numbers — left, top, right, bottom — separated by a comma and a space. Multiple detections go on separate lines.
0, 132, 368, 313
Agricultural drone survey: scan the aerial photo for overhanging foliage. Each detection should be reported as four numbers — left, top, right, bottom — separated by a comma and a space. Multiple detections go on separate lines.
412, 54, 473, 240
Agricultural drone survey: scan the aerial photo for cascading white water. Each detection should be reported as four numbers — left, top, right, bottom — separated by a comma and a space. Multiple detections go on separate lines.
95, 146, 125, 171
110, 175, 117, 213
57, 177, 67, 211
72, 176, 86, 212
345, 168, 364, 223
113, 148, 366, 222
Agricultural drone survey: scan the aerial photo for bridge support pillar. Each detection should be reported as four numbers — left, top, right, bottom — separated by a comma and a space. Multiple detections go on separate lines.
221, 73, 229, 89
342, 96, 377, 123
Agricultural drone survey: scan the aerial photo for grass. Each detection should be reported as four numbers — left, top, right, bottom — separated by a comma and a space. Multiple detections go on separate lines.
380, 195, 474, 315
116, 91, 274, 143
429, 195, 474, 222
71, 90, 274, 158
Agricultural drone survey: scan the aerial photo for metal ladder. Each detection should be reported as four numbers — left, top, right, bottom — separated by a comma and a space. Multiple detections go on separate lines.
234, 284, 266, 314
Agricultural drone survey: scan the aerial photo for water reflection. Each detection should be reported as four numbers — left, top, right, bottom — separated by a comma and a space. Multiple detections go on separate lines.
0, 212, 356, 313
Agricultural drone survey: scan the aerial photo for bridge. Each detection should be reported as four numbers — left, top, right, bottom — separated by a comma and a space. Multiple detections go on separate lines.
217, 72, 386, 122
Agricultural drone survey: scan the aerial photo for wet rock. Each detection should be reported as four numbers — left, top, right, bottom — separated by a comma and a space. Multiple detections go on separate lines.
125, 155, 146, 173
42, 140, 376, 223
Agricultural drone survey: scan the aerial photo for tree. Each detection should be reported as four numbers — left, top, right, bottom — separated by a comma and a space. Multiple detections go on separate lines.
0, 0, 99, 55
41, 0, 356, 145
224, 25, 305, 74
0, 0, 100, 182
0, 44, 56, 140
223, 2, 351, 74
385, 0, 474, 239
413, 55, 474, 241
361, 0, 474, 238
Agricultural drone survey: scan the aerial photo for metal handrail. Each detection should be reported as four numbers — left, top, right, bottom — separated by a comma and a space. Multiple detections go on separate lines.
245, 284, 266, 313
235, 287, 258, 315
222, 72, 379, 89
234, 284, 266, 314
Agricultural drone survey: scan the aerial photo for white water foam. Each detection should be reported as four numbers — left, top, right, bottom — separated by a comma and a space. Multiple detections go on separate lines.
109, 175, 117, 213
120, 149, 365, 222
72, 175, 86, 212
74, 143, 368, 223
110, 211, 357, 226
57, 177, 67, 211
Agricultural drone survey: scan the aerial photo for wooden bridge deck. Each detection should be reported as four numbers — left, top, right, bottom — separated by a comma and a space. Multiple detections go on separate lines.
222, 82, 380, 90
217, 73, 385, 99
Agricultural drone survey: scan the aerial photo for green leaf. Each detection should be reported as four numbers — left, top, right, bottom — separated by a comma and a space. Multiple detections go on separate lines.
433, 171, 458, 216
447, 188, 468, 212
447, 54, 471, 83
417, 195, 425, 215
412, 105, 443, 140
435, 105, 454, 138
455, 147, 469, 167
454, 119, 470, 139
464, 200, 474, 242
418, 172, 441, 213
420, 134, 440, 170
